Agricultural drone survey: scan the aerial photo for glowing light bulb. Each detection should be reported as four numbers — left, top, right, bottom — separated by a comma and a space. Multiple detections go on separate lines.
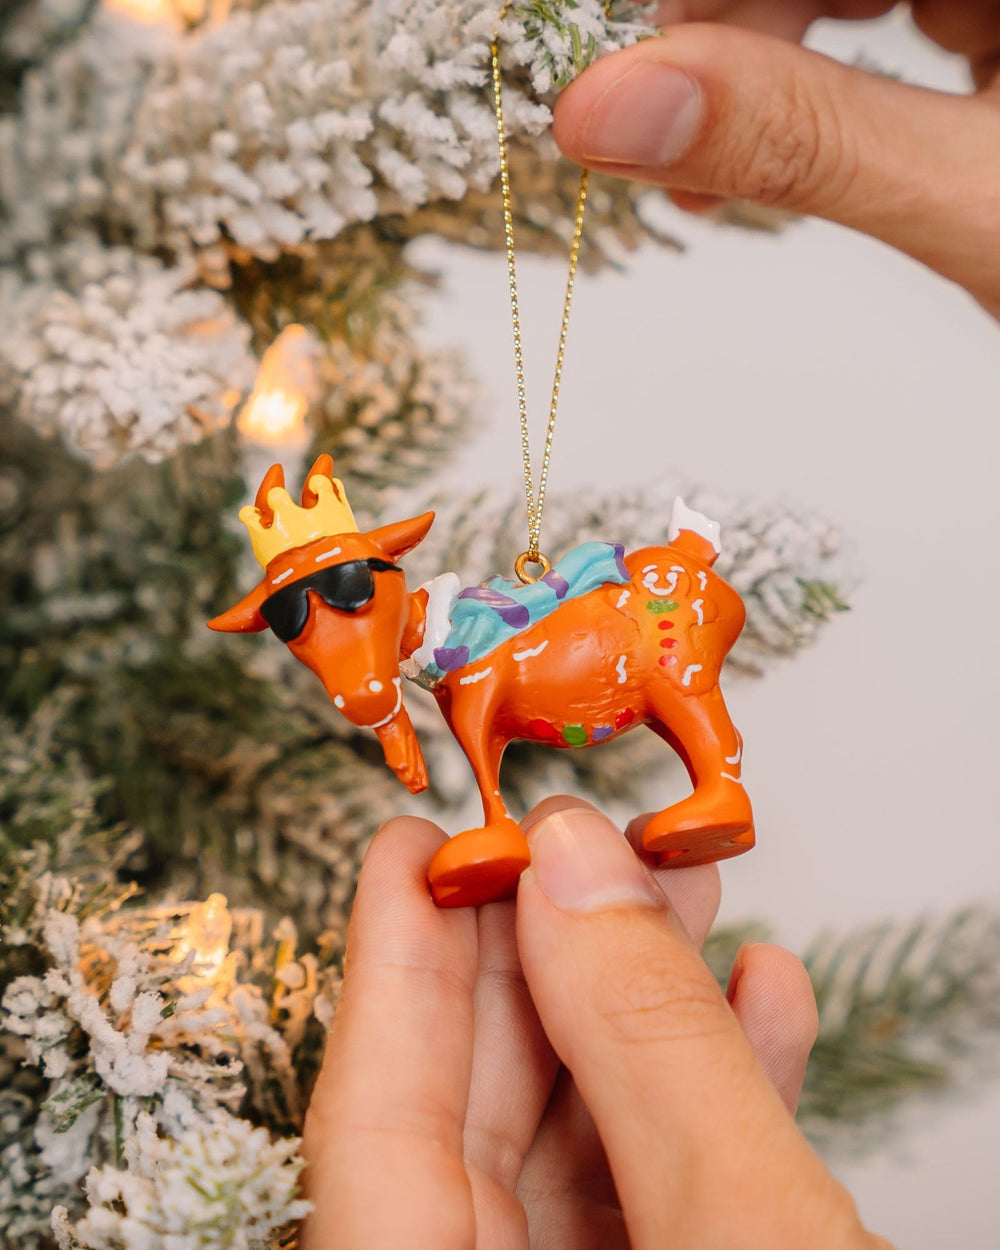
103, 0, 225, 24
237, 326, 318, 451
177, 892, 232, 978
103, 0, 181, 22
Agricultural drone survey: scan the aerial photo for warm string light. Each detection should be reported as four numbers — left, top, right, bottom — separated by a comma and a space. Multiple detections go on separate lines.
237, 325, 319, 452
102, 0, 228, 25
174, 893, 233, 989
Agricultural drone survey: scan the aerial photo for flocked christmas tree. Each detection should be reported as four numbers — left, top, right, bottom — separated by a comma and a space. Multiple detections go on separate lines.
1, 1, 999, 1246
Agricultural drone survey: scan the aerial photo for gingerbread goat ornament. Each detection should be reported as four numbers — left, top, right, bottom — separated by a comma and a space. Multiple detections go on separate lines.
209, 455, 754, 907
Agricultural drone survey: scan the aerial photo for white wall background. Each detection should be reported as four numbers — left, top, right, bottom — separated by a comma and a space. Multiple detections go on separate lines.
411, 8, 1000, 1245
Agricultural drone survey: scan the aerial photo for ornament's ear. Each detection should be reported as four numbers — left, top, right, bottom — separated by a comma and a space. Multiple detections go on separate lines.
207, 579, 270, 634
367, 511, 435, 562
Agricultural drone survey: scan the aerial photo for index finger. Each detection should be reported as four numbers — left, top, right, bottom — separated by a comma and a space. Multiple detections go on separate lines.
300, 817, 479, 1250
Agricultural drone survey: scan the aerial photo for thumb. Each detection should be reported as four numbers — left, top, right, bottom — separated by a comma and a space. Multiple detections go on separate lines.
553, 23, 1000, 315
516, 808, 877, 1249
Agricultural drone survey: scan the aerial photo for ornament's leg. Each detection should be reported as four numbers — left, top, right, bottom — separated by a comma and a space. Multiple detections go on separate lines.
427, 699, 529, 909
641, 685, 754, 867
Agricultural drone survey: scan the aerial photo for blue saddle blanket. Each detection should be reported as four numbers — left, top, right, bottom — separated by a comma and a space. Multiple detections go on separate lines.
429, 541, 629, 676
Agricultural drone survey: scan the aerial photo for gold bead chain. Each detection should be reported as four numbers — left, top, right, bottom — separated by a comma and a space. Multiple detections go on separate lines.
490, 33, 591, 583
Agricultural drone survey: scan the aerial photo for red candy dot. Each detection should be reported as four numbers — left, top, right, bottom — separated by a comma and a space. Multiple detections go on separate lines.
658, 620, 674, 630
528, 718, 563, 744
614, 708, 635, 729
660, 637, 676, 649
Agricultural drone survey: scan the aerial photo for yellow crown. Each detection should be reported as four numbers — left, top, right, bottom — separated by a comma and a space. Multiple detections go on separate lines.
239, 471, 358, 569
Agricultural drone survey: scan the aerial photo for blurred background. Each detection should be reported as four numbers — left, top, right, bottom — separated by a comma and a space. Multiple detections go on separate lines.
414, 10, 1000, 1243
2, 2, 998, 1244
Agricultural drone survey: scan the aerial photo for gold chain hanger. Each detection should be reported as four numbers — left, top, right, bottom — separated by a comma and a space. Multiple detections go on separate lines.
490, 20, 591, 584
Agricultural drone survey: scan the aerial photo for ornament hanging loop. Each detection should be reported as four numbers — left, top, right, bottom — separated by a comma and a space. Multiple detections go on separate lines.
514, 550, 552, 584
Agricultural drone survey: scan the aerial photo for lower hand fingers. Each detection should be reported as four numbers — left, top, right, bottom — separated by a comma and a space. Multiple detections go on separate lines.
516, 807, 876, 1248
463, 898, 560, 1206
300, 817, 478, 1250
726, 942, 819, 1113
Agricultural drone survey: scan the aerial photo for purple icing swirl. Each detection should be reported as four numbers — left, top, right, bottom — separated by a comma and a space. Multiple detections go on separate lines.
541, 569, 569, 599
457, 586, 531, 629
433, 645, 470, 672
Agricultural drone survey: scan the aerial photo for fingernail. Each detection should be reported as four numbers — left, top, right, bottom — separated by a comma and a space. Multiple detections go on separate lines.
521, 798, 597, 836
581, 63, 701, 167
528, 809, 662, 912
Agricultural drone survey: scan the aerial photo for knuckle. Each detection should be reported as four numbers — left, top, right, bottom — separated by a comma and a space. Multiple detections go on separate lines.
596, 946, 730, 1049
464, 1120, 523, 1189
717, 69, 854, 210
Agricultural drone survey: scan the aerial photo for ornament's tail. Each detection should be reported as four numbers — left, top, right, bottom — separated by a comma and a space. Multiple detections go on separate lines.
668, 497, 722, 567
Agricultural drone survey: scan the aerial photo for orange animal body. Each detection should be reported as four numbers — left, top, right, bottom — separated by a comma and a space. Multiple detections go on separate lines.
209, 456, 754, 908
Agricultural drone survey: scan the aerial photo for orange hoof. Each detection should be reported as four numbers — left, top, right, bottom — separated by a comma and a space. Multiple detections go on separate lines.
428, 818, 531, 908
653, 824, 755, 868
642, 787, 755, 868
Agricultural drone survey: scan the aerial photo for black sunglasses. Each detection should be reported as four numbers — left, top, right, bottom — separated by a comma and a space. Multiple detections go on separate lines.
261, 558, 402, 643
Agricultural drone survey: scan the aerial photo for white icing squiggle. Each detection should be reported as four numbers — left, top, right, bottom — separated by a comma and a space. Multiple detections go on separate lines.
513, 640, 549, 661
460, 667, 493, 686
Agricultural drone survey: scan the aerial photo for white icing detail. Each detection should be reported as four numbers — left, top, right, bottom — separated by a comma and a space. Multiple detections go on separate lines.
366, 677, 403, 729
642, 569, 679, 596
314, 546, 342, 563
682, 663, 702, 687
271, 567, 295, 585
670, 565, 685, 573
333, 695, 345, 709
411, 572, 461, 670
691, 598, 704, 626
720, 771, 742, 783
642, 563, 657, 573
368, 679, 383, 694
669, 497, 722, 554
460, 666, 493, 686
616, 654, 628, 684
513, 640, 549, 662
725, 744, 742, 766
697, 571, 708, 591
616, 589, 631, 609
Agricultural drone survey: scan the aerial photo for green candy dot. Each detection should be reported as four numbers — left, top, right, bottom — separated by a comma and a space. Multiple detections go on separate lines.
562, 724, 588, 747
645, 598, 678, 614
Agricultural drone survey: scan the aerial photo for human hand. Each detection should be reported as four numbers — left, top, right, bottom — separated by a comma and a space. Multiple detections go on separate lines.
300, 798, 889, 1248
552, 2, 1000, 318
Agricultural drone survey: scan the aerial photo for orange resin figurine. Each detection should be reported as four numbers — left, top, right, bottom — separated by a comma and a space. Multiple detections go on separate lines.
209, 455, 754, 907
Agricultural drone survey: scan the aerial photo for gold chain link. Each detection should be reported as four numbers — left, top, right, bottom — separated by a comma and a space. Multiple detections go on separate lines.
490, 34, 590, 582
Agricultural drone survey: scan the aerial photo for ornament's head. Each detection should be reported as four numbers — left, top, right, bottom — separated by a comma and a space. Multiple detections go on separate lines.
208, 454, 434, 795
